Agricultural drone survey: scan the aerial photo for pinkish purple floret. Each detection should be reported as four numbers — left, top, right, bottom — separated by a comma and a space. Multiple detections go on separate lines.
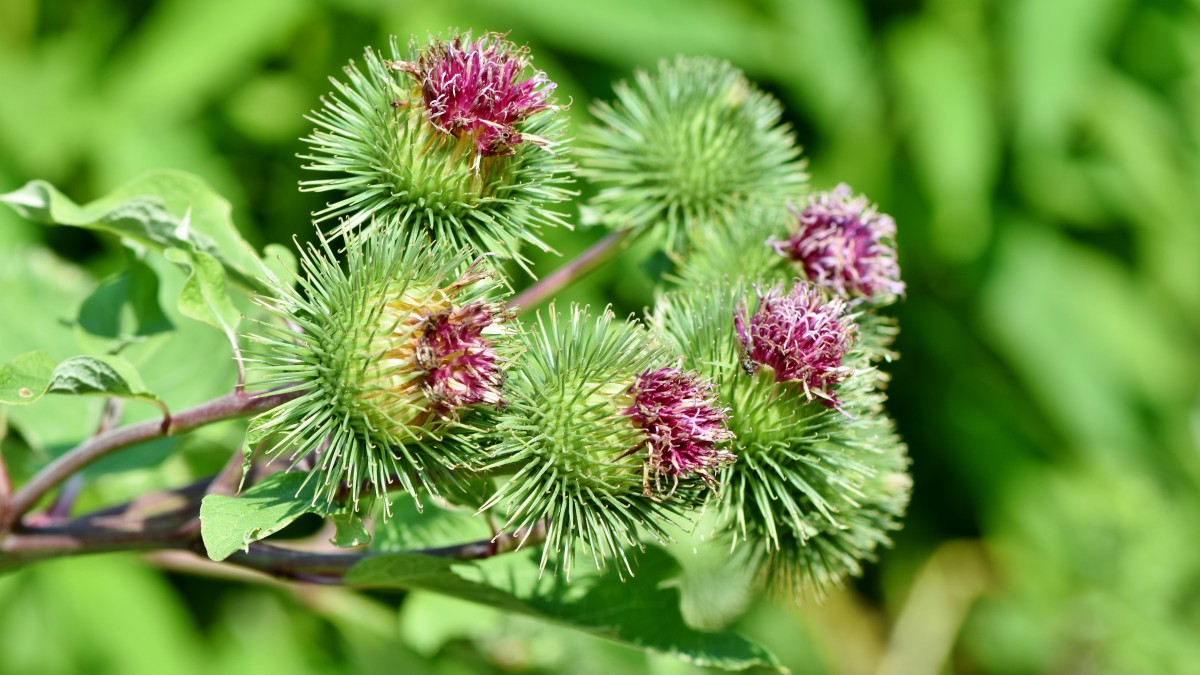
623, 368, 735, 495
418, 302, 505, 415
769, 184, 905, 302
399, 33, 555, 157
735, 283, 855, 407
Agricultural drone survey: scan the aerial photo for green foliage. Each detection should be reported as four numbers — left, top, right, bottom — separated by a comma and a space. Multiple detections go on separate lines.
1, 170, 276, 294
76, 252, 175, 352
0, 352, 167, 419
346, 546, 782, 671
0, 352, 57, 406
199, 470, 321, 561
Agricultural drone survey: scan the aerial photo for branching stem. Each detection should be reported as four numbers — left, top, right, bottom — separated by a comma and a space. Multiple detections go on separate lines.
0, 449, 11, 529
507, 228, 635, 312
2, 388, 301, 531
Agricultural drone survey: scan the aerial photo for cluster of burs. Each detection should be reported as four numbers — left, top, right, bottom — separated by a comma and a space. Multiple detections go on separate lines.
249, 30, 911, 596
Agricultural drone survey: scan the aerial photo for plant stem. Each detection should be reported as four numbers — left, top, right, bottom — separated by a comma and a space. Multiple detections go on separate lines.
507, 228, 635, 312
222, 522, 548, 582
0, 449, 11, 529
3, 388, 301, 530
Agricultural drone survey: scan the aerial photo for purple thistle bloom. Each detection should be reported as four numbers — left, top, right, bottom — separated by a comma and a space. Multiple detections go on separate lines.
735, 283, 855, 406
396, 33, 556, 157
417, 301, 505, 416
623, 368, 735, 496
769, 184, 905, 302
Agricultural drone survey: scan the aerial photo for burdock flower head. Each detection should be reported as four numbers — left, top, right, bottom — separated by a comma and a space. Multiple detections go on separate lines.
770, 184, 904, 303
394, 32, 557, 157
246, 232, 512, 513
579, 56, 807, 249
481, 307, 730, 576
622, 367, 735, 496
651, 280, 910, 598
302, 31, 573, 270
735, 282, 855, 406
417, 302, 505, 414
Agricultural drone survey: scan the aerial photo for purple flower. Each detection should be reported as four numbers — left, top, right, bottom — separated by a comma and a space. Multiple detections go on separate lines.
735, 283, 855, 406
396, 33, 556, 157
417, 301, 505, 415
769, 184, 905, 302
623, 368, 735, 496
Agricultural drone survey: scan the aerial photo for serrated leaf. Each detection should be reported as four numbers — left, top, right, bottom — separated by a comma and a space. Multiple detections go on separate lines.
0, 170, 274, 293
163, 247, 240, 337
199, 470, 321, 561
346, 546, 782, 671
0, 351, 56, 405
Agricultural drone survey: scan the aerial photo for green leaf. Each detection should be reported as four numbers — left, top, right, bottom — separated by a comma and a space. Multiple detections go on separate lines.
0, 247, 105, 451
163, 247, 241, 337
2, 352, 168, 420
330, 510, 373, 548
47, 354, 166, 411
76, 252, 174, 350
199, 471, 321, 561
0, 351, 56, 405
0, 170, 274, 293
346, 546, 782, 671
371, 496, 491, 552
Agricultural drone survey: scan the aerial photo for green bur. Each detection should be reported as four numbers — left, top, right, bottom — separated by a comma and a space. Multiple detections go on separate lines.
651, 279, 911, 596
301, 35, 575, 273
480, 305, 715, 577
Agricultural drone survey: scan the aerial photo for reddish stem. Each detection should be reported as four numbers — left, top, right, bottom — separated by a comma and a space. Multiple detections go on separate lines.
3, 388, 300, 531
507, 228, 634, 312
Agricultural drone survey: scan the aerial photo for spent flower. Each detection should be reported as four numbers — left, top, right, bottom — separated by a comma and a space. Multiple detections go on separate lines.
770, 184, 904, 302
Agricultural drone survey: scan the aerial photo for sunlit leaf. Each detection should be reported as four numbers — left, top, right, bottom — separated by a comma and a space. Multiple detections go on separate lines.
199, 470, 321, 561
0, 351, 56, 405
347, 546, 783, 671
0, 170, 276, 293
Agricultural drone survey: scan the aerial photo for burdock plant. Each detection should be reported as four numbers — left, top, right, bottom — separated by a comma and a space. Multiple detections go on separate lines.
0, 28, 911, 669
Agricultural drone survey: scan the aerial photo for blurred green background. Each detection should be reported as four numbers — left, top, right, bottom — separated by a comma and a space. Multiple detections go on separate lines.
2, 0, 1199, 673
